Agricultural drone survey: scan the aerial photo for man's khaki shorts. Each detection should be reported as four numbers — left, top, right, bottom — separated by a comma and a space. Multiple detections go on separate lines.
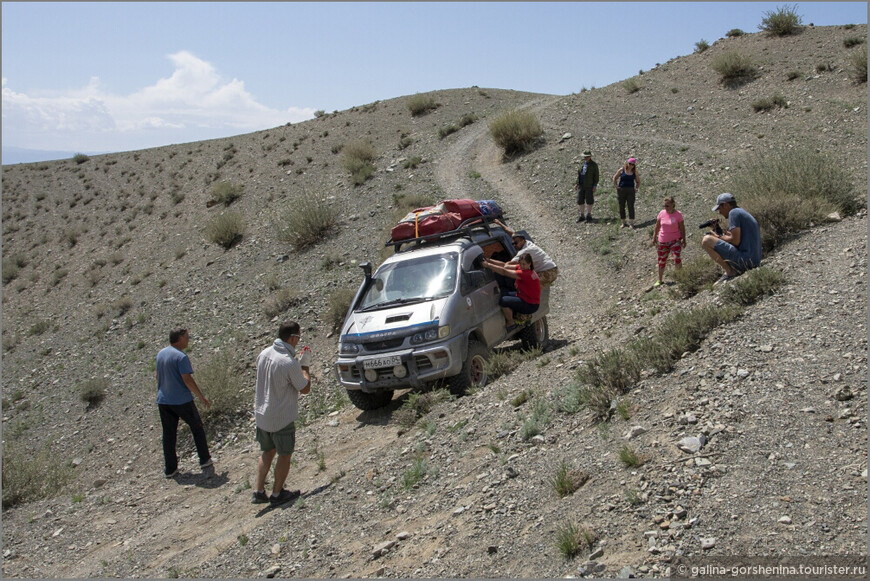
256, 421, 296, 456
539, 267, 558, 287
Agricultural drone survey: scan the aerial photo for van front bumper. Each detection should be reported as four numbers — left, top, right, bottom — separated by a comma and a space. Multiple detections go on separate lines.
334, 336, 466, 391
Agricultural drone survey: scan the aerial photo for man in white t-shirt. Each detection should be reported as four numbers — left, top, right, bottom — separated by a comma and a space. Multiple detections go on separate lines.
252, 321, 311, 506
495, 220, 559, 287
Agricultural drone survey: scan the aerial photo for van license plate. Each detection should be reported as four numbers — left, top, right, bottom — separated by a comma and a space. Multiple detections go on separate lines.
363, 356, 401, 369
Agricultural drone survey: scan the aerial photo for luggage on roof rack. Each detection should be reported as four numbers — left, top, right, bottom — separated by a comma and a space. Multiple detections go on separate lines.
386, 214, 503, 251
389, 199, 504, 246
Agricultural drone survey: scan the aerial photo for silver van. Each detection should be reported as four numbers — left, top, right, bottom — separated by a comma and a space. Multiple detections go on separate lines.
334, 220, 550, 410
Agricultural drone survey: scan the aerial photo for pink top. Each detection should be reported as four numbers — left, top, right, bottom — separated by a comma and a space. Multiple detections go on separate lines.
657, 209, 684, 243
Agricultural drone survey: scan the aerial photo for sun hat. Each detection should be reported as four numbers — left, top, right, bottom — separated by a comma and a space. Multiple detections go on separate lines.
627, 157, 637, 164
582, 150, 592, 157
712, 192, 736, 211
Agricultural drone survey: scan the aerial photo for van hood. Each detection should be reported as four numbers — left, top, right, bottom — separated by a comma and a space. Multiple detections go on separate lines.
342, 298, 447, 338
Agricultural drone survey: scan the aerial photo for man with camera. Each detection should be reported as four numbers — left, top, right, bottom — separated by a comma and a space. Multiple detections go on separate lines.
700, 193, 762, 285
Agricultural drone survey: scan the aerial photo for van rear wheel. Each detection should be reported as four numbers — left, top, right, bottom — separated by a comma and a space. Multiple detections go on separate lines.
346, 389, 395, 411
520, 316, 549, 350
449, 339, 489, 395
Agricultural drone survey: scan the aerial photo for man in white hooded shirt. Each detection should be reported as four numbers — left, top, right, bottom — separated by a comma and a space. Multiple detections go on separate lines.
252, 320, 312, 506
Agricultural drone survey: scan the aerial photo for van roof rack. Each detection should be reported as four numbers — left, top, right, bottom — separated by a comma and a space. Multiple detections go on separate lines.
386, 215, 504, 252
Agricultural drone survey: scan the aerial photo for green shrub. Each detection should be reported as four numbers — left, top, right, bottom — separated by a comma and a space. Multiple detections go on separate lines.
72, 153, 90, 164
849, 49, 868, 83
730, 148, 860, 251
398, 136, 413, 149
726, 28, 745, 37
2, 442, 75, 508
673, 256, 721, 297
401, 456, 429, 489
550, 461, 589, 497
407, 94, 438, 116
786, 70, 802, 81
438, 125, 459, 139
844, 36, 865, 48
113, 296, 133, 316
695, 39, 710, 53
618, 445, 644, 467
555, 521, 597, 560
711, 51, 757, 86
519, 397, 551, 441
2, 256, 20, 284
622, 78, 642, 94
484, 346, 542, 381
196, 351, 247, 420
576, 348, 640, 394
488, 109, 543, 156
313, 109, 326, 118
205, 211, 245, 249
79, 377, 108, 406
752, 93, 788, 112
29, 320, 52, 335
327, 288, 356, 331
263, 288, 300, 318
275, 196, 337, 250
458, 113, 478, 127
342, 140, 377, 185
209, 181, 243, 206
403, 156, 423, 169
759, 4, 803, 36
720, 267, 785, 305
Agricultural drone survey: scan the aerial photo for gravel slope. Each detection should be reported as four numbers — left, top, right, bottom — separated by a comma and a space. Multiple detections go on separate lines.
1, 23, 867, 579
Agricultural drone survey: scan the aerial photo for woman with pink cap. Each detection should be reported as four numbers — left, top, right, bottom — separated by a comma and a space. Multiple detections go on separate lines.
612, 158, 641, 228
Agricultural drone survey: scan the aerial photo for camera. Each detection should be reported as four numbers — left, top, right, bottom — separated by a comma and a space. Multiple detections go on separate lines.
699, 218, 722, 235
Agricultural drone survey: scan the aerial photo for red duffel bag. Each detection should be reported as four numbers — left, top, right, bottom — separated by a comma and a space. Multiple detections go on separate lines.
390, 208, 462, 241
442, 199, 482, 221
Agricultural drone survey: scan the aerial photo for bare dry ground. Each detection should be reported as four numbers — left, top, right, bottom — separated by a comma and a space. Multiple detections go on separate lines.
2, 23, 867, 579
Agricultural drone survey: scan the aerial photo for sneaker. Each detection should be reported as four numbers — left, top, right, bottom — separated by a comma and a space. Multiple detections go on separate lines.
164, 469, 179, 479
621, 222, 629, 228
628, 223, 634, 230
269, 489, 301, 506
653, 281, 662, 288
505, 324, 517, 333
251, 490, 269, 504
576, 214, 585, 223
714, 274, 736, 286
586, 214, 593, 222
199, 458, 214, 468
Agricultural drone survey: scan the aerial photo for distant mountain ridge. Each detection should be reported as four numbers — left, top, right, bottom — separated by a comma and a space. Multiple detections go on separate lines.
1, 146, 107, 165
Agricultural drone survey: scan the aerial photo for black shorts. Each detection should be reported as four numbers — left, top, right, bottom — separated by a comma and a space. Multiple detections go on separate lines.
577, 187, 595, 205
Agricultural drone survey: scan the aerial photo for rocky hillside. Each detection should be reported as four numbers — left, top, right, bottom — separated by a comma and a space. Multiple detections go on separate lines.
2, 23, 867, 579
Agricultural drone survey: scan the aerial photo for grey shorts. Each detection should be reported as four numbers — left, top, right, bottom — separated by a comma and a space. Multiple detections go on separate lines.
256, 421, 296, 456
713, 240, 758, 274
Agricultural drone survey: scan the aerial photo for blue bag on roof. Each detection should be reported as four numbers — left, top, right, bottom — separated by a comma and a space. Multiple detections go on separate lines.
476, 200, 503, 218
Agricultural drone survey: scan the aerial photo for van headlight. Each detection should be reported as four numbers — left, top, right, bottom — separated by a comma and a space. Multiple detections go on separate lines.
410, 325, 450, 345
340, 341, 360, 355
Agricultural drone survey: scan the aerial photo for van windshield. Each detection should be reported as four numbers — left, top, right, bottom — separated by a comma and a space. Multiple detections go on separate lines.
359, 253, 458, 311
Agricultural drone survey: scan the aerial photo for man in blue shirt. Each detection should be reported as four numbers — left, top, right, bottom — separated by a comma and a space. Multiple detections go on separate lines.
156, 327, 212, 478
701, 193, 763, 285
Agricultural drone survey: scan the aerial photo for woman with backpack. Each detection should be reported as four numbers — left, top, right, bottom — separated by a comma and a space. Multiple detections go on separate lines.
612, 157, 641, 228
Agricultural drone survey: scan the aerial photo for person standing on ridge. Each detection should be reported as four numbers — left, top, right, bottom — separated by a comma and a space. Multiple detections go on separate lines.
575, 150, 599, 223
613, 157, 641, 228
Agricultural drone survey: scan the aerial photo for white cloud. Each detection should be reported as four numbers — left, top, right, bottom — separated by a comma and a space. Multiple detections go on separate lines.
2, 52, 315, 153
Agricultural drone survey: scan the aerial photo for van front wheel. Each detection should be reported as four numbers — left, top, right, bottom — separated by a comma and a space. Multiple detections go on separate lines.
449, 339, 489, 395
346, 389, 395, 411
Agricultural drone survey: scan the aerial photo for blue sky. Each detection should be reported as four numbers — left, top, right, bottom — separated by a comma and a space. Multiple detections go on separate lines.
2, 2, 867, 162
